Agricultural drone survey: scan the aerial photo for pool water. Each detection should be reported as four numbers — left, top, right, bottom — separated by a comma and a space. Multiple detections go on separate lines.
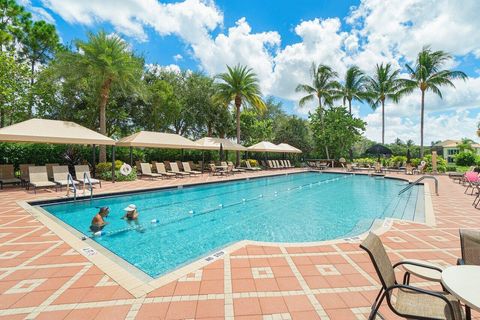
41, 172, 424, 278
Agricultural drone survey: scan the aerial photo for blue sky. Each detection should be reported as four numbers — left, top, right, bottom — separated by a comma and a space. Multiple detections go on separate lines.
22, 0, 480, 144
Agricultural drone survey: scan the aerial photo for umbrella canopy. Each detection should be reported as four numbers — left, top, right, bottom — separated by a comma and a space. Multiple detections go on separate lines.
0, 118, 115, 145
365, 144, 393, 156
247, 141, 284, 152
195, 137, 247, 151
276, 143, 302, 153
116, 131, 215, 150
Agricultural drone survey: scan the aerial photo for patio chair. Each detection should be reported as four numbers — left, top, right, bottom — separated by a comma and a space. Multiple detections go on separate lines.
53, 165, 79, 190
29, 166, 57, 194
405, 163, 414, 175
19, 164, 34, 188
175, 161, 184, 171
45, 163, 59, 181
0, 164, 21, 189
140, 163, 162, 180
164, 161, 172, 171
458, 229, 480, 265
360, 232, 463, 320
275, 160, 283, 168
464, 171, 479, 195
209, 163, 225, 176
74, 165, 102, 188
267, 160, 274, 169
182, 162, 201, 176
287, 160, 294, 168
170, 162, 190, 177
374, 162, 383, 173
155, 163, 175, 178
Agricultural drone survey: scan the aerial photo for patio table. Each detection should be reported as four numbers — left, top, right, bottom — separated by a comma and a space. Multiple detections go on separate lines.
442, 265, 480, 320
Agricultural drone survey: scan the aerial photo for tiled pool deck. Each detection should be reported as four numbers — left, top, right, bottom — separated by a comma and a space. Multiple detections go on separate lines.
0, 168, 478, 319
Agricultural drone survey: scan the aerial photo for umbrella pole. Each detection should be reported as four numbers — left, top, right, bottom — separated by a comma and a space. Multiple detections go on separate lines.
129, 146, 133, 166
111, 146, 116, 183
92, 144, 96, 178
202, 151, 205, 173
181, 149, 184, 161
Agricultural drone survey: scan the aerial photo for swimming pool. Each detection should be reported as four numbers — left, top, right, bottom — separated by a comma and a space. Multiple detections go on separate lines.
40, 172, 424, 278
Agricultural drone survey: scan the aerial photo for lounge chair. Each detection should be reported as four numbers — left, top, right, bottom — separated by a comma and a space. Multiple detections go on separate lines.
267, 160, 274, 169
280, 160, 288, 168
140, 163, 162, 180
0, 164, 21, 189
170, 162, 190, 177
274, 160, 283, 168
45, 163, 59, 181
405, 163, 414, 175
135, 161, 142, 174
74, 165, 102, 188
182, 162, 201, 175
155, 163, 175, 178
53, 166, 80, 190
29, 166, 57, 193
227, 161, 245, 173
19, 164, 34, 188
286, 160, 294, 168
458, 229, 480, 265
245, 161, 261, 171
164, 161, 172, 171
360, 233, 463, 320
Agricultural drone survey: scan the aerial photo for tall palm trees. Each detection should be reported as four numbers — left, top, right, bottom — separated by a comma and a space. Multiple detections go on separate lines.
400, 46, 467, 157
296, 64, 340, 159
365, 63, 403, 144
337, 65, 368, 114
54, 31, 144, 162
214, 65, 266, 164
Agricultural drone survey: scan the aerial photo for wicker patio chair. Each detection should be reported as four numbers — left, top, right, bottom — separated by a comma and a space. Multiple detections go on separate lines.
360, 232, 464, 320
458, 229, 480, 265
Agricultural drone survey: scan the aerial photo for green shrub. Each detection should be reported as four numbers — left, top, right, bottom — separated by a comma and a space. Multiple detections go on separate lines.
454, 151, 477, 166
411, 158, 421, 167
353, 157, 376, 167
97, 161, 137, 181
423, 154, 447, 173
445, 165, 457, 172
388, 155, 407, 167
242, 159, 259, 167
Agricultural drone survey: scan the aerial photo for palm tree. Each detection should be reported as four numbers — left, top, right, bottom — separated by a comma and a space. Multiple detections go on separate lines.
53, 31, 144, 162
337, 65, 367, 114
400, 46, 467, 157
214, 65, 266, 164
296, 63, 340, 111
365, 63, 403, 144
296, 63, 340, 159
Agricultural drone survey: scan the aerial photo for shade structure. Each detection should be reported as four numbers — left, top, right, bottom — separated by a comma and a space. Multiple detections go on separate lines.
276, 143, 302, 153
116, 131, 215, 150
247, 141, 284, 153
365, 144, 392, 156
195, 137, 247, 151
0, 118, 115, 145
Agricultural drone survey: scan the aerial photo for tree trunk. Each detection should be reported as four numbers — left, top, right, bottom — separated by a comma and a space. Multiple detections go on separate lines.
235, 95, 242, 166
381, 99, 385, 144
99, 78, 112, 163
207, 123, 212, 137
420, 89, 425, 158
318, 96, 330, 159
28, 60, 35, 118
348, 99, 352, 114
0, 109, 4, 128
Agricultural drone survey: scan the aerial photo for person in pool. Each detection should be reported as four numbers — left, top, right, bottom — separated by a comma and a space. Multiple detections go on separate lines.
121, 204, 145, 232
90, 207, 109, 232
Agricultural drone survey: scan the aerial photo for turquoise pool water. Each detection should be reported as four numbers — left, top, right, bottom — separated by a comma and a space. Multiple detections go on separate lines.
41, 172, 423, 278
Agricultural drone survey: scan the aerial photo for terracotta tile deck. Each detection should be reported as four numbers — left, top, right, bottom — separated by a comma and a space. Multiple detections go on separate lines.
0, 169, 479, 319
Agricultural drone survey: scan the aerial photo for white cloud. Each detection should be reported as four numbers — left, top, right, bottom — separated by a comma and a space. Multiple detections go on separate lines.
41, 0, 222, 43
18, 0, 55, 24
173, 54, 183, 61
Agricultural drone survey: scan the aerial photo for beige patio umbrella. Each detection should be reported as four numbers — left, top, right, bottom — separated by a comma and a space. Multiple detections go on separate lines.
276, 143, 302, 154
247, 141, 284, 152
0, 118, 116, 181
195, 137, 247, 151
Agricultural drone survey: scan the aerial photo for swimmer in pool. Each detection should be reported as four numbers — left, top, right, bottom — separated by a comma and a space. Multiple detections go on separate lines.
122, 204, 144, 232
90, 207, 109, 232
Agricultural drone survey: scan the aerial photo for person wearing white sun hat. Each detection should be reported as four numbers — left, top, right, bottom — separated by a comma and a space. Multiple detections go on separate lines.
122, 204, 139, 224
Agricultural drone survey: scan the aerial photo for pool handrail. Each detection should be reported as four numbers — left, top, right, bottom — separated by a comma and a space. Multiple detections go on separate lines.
398, 175, 438, 196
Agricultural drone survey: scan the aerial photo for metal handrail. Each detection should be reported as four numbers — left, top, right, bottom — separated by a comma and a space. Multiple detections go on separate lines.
66, 173, 77, 201
83, 172, 93, 201
399, 175, 438, 196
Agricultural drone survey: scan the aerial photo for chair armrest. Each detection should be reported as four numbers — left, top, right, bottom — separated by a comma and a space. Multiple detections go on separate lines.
385, 284, 456, 319
393, 260, 443, 273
